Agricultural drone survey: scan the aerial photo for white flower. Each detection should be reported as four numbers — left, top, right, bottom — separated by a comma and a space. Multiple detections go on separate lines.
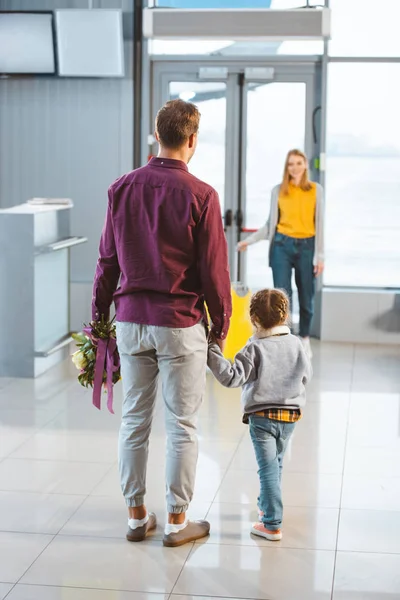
72, 350, 88, 370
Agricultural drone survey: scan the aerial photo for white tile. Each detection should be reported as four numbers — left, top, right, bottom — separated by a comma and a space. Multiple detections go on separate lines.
345, 446, 400, 477
8, 585, 167, 600
0, 459, 111, 495
41, 398, 122, 434
60, 494, 210, 541
338, 509, 400, 554
201, 503, 339, 550
290, 413, 348, 448
0, 407, 64, 458
11, 431, 118, 463
307, 379, 352, 397
92, 464, 225, 504
285, 442, 345, 475
174, 544, 335, 599
333, 552, 400, 600
21, 535, 192, 593
230, 437, 344, 474
342, 475, 400, 511
0, 407, 62, 428
171, 597, 243, 600
216, 469, 342, 508
0, 377, 73, 410
60, 494, 128, 539
0, 430, 36, 459
0, 532, 52, 583
0, 491, 84, 534
149, 439, 239, 470
347, 393, 400, 448
0, 584, 13, 599
1, 343, 399, 599
353, 344, 400, 367
282, 473, 342, 509
350, 374, 400, 394
197, 417, 244, 442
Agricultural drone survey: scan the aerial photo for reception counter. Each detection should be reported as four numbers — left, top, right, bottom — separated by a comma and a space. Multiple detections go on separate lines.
0, 202, 87, 377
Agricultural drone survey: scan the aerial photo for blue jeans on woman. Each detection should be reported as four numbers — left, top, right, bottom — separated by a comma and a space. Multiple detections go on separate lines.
270, 232, 315, 338
249, 415, 296, 531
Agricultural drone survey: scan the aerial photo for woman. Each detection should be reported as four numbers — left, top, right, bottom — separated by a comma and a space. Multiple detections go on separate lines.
238, 149, 324, 357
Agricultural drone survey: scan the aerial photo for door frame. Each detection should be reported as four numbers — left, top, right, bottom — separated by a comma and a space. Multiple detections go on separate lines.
150, 55, 323, 333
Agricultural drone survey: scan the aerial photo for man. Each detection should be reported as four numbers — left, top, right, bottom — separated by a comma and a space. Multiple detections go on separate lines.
92, 99, 232, 547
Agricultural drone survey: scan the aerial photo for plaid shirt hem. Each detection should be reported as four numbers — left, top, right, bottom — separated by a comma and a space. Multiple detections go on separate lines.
243, 408, 302, 424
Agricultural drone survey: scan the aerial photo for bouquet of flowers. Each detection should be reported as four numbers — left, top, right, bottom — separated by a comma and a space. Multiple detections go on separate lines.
72, 316, 120, 413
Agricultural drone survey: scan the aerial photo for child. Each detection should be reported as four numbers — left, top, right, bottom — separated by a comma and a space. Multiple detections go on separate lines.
207, 288, 312, 541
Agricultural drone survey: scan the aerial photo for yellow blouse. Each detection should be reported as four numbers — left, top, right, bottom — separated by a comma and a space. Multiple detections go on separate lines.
276, 182, 317, 238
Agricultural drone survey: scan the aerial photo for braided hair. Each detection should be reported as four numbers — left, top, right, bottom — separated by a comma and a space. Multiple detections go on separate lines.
250, 288, 290, 331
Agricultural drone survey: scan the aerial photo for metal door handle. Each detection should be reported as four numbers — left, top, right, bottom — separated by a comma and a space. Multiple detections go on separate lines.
224, 209, 233, 228
235, 209, 243, 229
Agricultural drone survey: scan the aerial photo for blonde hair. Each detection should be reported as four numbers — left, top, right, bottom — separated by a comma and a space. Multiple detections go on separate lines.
281, 149, 312, 196
250, 288, 290, 330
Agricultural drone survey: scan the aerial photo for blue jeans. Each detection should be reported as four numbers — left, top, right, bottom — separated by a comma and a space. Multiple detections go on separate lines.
249, 415, 296, 531
270, 232, 315, 338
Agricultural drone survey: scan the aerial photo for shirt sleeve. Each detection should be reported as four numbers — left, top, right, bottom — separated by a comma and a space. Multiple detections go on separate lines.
316, 183, 325, 264
245, 189, 274, 245
245, 222, 269, 245
196, 190, 232, 340
91, 188, 121, 321
207, 343, 256, 388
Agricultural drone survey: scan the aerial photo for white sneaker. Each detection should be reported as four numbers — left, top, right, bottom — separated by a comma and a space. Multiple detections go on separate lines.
300, 337, 313, 359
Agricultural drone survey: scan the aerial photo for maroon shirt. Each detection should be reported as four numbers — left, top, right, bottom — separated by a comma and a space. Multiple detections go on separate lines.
92, 157, 232, 340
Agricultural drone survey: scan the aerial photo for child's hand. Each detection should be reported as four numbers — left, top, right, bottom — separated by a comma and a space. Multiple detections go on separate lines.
208, 331, 218, 345
208, 332, 226, 353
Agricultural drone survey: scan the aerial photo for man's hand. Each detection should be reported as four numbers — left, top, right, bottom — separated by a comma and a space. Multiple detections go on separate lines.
314, 261, 324, 277
208, 331, 226, 353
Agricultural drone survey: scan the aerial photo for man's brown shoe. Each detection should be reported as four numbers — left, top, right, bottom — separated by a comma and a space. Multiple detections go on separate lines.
126, 512, 157, 542
163, 520, 210, 547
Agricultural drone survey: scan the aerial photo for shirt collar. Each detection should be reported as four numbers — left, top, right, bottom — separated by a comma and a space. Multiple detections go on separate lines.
149, 157, 189, 172
254, 325, 290, 339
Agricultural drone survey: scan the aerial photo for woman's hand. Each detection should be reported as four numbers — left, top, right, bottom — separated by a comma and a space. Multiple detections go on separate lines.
314, 262, 324, 277
237, 241, 249, 252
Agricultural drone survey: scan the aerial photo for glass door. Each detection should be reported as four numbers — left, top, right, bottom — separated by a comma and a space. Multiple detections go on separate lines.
168, 81, 227, 214
150, 59, 320, 294
240, 80, 308, 291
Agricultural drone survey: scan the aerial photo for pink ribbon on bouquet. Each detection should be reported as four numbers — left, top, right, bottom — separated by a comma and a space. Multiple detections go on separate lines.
83, 327, 120, 414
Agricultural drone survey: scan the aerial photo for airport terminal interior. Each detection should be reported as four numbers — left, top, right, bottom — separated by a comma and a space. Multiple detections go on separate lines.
0, 1, 400, 599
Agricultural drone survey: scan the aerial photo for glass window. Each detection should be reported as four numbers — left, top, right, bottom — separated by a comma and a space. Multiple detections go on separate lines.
324, 63, 400, 288
150, 0, 324, 55
154, 0, 323, 6
169, 81, 227, 211
329, 0, 400, 57
155, 1, 273, 7
149, 39, 323, 55
244, 82, 306, 292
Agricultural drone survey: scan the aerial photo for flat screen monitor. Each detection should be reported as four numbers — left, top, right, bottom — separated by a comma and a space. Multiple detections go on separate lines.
0, 12, 55, 75
55, 9, 124, 78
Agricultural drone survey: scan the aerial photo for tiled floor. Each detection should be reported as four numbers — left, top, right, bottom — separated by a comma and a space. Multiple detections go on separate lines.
0, 341, 400, 599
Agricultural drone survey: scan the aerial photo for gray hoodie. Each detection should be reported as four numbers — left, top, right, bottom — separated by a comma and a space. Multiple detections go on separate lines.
207, 326, 312, 416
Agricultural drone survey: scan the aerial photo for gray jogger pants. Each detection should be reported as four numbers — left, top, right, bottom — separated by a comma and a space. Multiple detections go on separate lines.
116, 322, 207, 514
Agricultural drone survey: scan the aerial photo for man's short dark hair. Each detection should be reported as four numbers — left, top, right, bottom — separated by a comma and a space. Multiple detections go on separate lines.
155, 99, 200, 150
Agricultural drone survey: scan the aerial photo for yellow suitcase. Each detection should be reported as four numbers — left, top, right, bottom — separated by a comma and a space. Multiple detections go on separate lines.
223, 283, 253, 361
